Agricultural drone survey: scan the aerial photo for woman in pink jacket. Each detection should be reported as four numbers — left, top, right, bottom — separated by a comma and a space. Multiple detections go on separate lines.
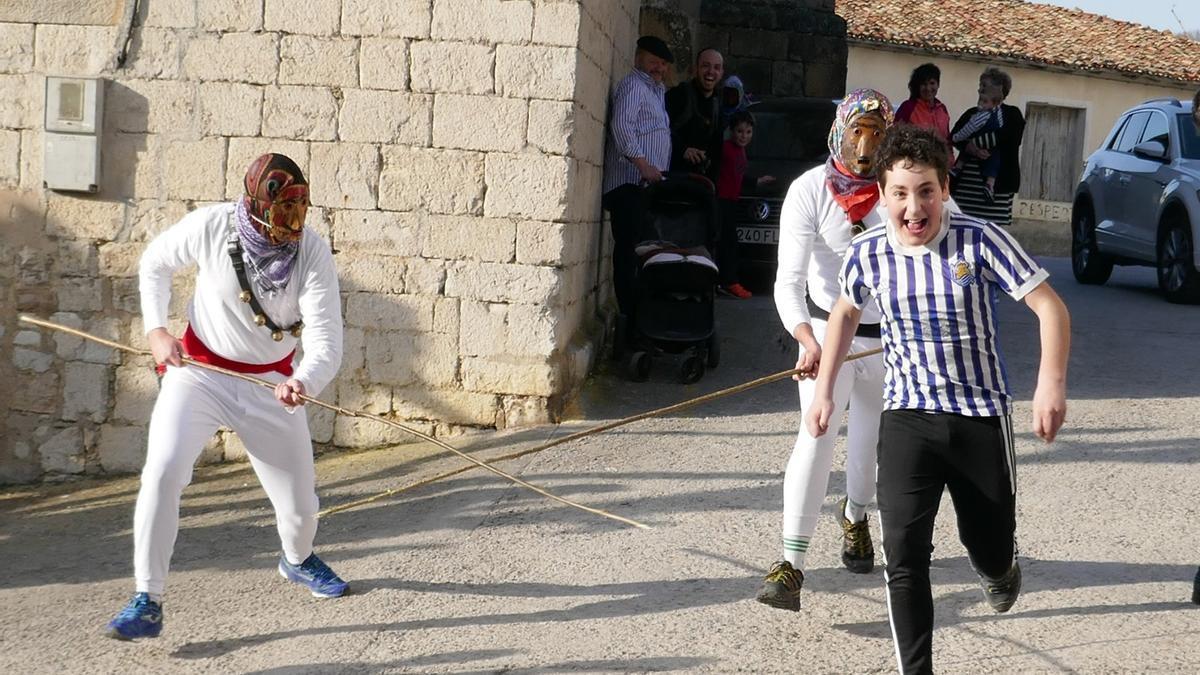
894, 62, 954, 162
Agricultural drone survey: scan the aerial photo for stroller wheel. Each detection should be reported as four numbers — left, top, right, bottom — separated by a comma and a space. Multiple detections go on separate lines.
611, 313, 629, 361
706, 331, 721, 369
628, 351, 651, 382
680, 355, 705, 384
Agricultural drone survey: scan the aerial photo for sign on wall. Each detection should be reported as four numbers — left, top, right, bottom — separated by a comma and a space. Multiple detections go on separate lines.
1014, 198, 1072, 223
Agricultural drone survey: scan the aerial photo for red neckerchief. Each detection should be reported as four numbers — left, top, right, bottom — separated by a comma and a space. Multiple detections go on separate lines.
826, 161, 880, 224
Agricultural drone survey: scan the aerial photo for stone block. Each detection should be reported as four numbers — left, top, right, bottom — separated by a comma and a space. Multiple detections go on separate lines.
0, 23, 34, 73
788, 33, 847, 65
11, 371, 59, 414
34, 24, 114, 76
264, 0, 340, 35
432, 0, 532, 43
45, 196, 125, 242
462, 355, 558, 396
444, 260, 563, 305
378, 146, 484, 215
483, 153, 572, 221
496, 45, 577, 100
423, 214, 515, 263
198, 82, 263, 136
527, 100, 574, 156
332, 208, 426, 256
100, 131, 160, 199
309, 143, 380, 210
97, 425, 148, 474
339, 255, 406, 295
432, 297, 458, 335
122, 28, 182, 79
506, 302, 561, 354
345, 293, 435, 332
338, 380, 392, 414
222, 430, 248, 462
0, 74, 38, 129
112, 363, 158, 425
728, 57, 771, 98
280, 36, 359, 87
198, 0, 263, 31
39, 427, 84, 474
458, 300, 506, 357
165, 138, 227, 201
333, 416, 423, 448
225, 137, 310, 199
338, 90, 431, 144
573, 52, 607, 120
127, 200, 189, 242
19, 130, 43, 191
499, 394, 552, 428
0, 129, 18, 186
140, 0, 196, 28
97, 242, 142, 278
772, 61, 806, 97
392, 386, 498, 425
804, 61, 846, 99
262, 86, 338, 141
410, 333, 458, 386
13, 347, 53, 372
730, 29, 788, 60
54, 315, 121, 365
410, 41, 495, 95
363, 330, 415, 386
359, 38, 408, 91
14, 330, 41, 347
533, 1, 580, 47
107, 79, 196, 134
432, 94, 526, 153
404, 257, 446, 295
574, 109, 605, 165
342, 327, 366, 376
62, 362, 110, 423
342, 0, 431, 38
55, 238, 101, 278
183, 32, 278, 84
308, 405, 335, 444
516, 220, 593, 266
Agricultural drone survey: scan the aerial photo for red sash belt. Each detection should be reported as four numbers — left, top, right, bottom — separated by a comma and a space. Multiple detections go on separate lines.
155, 325, 295, 377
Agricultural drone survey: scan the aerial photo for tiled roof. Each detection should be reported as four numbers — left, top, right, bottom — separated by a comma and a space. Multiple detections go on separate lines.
836, 0, 1200, 84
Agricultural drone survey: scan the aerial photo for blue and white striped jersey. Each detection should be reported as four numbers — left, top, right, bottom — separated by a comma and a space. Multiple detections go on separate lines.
840, 213, 1049, 416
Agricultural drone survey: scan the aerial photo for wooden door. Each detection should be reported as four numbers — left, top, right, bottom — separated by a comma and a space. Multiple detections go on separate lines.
1020, 103, 1086, 202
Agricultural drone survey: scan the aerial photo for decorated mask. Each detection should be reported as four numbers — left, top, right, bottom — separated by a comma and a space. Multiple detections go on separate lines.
828, 88, 894, 179
243, 153, 309, 245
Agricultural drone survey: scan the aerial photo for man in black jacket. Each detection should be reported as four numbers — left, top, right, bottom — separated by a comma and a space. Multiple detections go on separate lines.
665, 48, 725, 182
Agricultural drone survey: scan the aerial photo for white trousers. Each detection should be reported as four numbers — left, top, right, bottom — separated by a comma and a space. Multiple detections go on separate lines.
133, 365, 319, 595
781, 319, 886, 567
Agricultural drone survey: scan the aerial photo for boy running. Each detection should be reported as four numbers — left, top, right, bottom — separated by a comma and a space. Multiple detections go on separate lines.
808, 126, 1070, 674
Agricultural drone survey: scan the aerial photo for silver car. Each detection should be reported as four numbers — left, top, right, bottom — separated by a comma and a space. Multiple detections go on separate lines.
1071, 97, 1200, 303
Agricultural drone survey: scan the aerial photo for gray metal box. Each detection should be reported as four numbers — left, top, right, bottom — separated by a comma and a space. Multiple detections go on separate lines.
44, 76, 104, 192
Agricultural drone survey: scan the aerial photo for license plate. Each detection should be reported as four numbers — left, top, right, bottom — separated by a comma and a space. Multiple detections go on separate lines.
737, 226, 779, 245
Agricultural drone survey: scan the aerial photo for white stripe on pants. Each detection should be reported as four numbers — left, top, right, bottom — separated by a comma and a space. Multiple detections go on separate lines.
133, 365, 319, 595
781, 319, 885, 567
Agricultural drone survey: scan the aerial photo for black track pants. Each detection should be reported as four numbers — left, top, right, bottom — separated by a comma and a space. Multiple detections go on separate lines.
876, 410, 1017, 675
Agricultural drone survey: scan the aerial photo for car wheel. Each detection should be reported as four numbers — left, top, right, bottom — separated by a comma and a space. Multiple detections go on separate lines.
1071, 202, 1112, 285
1156, 216, 1200, 304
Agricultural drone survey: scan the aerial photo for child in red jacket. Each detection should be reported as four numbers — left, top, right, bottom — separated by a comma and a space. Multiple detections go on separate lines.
715, 111, 774, 298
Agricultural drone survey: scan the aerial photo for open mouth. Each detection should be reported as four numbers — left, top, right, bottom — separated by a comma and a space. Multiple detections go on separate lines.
902, 217, 930, 236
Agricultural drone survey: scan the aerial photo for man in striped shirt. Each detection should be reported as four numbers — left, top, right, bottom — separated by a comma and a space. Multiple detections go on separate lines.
602, 36, 673, 330
807, 126, 1070, 674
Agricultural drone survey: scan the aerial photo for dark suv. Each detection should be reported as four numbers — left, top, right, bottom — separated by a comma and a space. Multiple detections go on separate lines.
733, 97, 835, 282
1071, 97, 1200, 303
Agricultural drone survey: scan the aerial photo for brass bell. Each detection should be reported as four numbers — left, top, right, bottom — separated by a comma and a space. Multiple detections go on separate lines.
272, 330, 283, 342
290, 324, 304, 337
239, 290, 252, 303
254, 314, 266, 326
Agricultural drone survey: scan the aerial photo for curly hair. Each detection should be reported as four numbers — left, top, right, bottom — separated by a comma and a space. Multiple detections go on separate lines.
980, 66, 1012, 98
906, 63, 941, 100
874, 125, 950, 186
729, 110, 755, 129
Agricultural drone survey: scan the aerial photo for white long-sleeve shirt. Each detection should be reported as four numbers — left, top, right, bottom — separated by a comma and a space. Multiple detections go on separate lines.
139, 203, 342, 396
775, 165, 887, 335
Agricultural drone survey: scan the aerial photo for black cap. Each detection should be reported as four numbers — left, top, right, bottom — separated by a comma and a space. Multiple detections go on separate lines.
636, 35, 674, 64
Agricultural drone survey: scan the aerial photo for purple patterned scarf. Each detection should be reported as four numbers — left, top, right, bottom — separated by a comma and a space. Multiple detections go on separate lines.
235, 198, 299, 294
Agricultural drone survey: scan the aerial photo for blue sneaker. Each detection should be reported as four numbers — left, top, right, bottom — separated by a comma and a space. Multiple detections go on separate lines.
278, 553, 348, 598
105, 593, 163, 640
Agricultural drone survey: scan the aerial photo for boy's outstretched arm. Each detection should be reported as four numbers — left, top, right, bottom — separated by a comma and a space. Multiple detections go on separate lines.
1023, 282, 1070, 442
805, 296, 862, 438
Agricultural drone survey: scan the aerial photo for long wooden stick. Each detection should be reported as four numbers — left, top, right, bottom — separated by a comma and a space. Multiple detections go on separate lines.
17, 314, 650, 530
318, 346, 885, 517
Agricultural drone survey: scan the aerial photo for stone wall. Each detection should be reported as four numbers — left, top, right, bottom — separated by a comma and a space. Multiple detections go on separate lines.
643, 0, 846, 99
0, 0, 641, 483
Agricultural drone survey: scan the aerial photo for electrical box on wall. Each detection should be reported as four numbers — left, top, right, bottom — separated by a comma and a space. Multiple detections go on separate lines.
44, 76, 104, 193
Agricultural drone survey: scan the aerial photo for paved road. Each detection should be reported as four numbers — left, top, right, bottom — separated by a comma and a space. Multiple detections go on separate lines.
2, 258, 1199, 673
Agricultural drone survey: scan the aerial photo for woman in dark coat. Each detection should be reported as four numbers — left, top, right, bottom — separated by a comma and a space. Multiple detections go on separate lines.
950, 67, 1025, 225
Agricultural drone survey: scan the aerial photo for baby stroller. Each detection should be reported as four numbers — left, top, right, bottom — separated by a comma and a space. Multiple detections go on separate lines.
620, 173, 721, 383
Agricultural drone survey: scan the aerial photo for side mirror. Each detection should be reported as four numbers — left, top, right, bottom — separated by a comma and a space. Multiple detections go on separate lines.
1132, 140, 1167, 161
